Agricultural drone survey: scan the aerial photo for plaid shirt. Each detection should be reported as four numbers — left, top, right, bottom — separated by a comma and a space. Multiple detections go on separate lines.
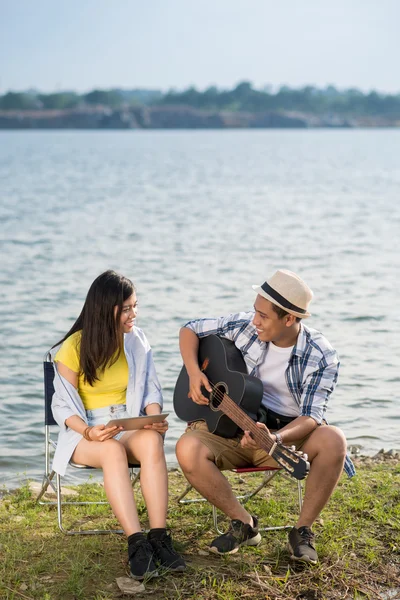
184, 311, 355, 477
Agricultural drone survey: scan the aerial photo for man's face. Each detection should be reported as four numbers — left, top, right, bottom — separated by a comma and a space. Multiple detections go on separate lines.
252, 295, 291, 344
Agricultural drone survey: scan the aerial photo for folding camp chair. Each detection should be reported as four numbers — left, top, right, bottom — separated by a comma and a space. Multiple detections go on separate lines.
178, 465, 303, 534
36, 352, 140, 535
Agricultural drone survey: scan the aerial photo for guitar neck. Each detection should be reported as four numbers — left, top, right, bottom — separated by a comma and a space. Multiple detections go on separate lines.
219, 394, 274, 453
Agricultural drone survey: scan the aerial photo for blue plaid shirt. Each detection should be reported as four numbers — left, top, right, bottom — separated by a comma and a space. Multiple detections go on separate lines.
184, 311, 355, 477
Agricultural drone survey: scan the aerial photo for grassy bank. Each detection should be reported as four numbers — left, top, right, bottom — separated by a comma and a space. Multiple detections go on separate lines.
0, 456, 399, 600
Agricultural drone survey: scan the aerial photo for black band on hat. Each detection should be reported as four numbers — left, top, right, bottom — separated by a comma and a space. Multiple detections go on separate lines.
260, 282, 307, 314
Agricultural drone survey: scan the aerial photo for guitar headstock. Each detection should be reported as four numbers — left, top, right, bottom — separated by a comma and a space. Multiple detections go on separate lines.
271, 444, 310, 480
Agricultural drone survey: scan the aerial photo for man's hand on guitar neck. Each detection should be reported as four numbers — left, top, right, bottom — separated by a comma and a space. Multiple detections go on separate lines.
187, 369, 212, 405
241, 422, 273, 449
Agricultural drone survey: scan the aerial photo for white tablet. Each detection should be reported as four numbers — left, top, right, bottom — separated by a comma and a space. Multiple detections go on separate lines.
105, 413, 169, 430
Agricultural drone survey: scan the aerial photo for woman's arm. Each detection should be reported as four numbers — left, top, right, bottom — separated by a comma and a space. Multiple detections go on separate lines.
144, 402, 168, 434
56, 361, 78, 388
56, 361, 121, 441
132, 330, 167, 433
56, 361, 85, 431
145, 402, 162, 416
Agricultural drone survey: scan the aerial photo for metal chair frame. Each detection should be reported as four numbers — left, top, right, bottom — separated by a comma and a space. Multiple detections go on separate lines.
178, 465, 303, 534
36, 353, 140, 535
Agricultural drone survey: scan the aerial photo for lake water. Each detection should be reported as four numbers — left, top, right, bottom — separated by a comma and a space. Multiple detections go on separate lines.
0, 129, 399, 489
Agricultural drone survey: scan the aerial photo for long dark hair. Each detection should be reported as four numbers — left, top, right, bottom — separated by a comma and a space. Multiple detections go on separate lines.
54, 270, 135, 386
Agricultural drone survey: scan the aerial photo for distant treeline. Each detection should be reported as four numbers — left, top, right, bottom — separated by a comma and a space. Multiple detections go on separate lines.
1, 82, 400, 117
0, 88, 162, 111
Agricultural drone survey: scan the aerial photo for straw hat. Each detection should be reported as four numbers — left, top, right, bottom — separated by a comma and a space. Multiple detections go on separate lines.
252, 269, 313, 318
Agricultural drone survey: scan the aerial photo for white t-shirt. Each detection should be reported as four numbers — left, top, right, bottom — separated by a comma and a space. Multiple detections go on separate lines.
257, 342, 299, 417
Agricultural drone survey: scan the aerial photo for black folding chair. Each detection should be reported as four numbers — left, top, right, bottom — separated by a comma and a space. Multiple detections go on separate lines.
36, 352, 140, 535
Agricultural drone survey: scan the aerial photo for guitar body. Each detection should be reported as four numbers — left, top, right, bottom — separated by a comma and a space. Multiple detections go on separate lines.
173, 335, 264, 438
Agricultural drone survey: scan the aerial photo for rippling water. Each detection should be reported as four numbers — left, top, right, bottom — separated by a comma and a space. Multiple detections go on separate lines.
1, 129, 399, 489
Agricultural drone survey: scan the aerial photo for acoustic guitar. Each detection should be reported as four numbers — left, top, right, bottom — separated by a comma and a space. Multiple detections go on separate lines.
173, 334, 309, 480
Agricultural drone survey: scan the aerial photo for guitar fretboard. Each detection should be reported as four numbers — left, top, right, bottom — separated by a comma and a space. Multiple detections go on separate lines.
218, 393, 275, 453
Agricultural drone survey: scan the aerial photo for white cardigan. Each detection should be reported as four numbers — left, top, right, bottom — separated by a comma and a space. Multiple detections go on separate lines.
51, 326, 163, 475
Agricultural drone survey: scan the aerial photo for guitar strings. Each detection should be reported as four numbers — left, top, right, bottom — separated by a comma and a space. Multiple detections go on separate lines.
200, 376, 307, 474
204, 378, 275, 451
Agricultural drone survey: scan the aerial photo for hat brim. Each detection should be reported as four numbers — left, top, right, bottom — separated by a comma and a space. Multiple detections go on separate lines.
252, 285, 311, 319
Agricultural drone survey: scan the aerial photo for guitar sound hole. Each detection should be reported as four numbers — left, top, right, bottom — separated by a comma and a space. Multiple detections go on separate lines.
210, 382, 228, 412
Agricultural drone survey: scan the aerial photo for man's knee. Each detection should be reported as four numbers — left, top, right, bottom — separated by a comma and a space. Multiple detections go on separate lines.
315, 425, 347, 459
176, 434, 213, 474
304, 425, 347, 466
325, 426, 347, 455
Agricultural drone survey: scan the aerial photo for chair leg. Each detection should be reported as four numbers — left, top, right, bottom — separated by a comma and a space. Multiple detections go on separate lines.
258, 477, 303, 532
236, 469, 280, 503
36, 470, 57, 503
131, 470, 141, 488
38, 473, 109, 507
177, 483, 208, 505
212, 505, 226, 535
258, 478, 303, 532
56, 473, 124, 535
297, 479, 303, 511
38, 465, 141, 534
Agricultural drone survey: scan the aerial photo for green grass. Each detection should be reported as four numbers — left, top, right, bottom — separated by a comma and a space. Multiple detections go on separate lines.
0, 459, 399, 600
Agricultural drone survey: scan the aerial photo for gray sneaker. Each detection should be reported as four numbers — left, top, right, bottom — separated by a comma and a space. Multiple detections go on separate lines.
288, 526, 318, 564
209, 516, 261, 555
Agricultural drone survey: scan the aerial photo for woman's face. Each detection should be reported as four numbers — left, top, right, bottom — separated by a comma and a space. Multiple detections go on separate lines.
118, 293, 138, 334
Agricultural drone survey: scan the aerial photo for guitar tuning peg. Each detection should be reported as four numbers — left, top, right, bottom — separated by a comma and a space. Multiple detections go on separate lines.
291, 446, 296, 451
303, 453, 308, 461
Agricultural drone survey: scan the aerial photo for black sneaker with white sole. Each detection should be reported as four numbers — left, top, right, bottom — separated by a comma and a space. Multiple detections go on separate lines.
288, 526, 318, 564
128, 533, 159, 580
209, 515, 261, 555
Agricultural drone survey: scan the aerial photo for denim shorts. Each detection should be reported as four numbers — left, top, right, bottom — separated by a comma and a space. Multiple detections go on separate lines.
86, 404, 127, 441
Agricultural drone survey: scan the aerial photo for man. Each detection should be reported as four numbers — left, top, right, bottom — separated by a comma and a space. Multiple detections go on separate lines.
175, 269, 355, 564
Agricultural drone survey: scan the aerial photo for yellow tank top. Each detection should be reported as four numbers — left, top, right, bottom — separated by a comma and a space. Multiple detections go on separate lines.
55, 331, 129, 410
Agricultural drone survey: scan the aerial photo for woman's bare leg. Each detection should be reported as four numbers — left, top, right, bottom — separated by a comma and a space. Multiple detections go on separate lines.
72, 438, 141, 535
120, 430, 168, 529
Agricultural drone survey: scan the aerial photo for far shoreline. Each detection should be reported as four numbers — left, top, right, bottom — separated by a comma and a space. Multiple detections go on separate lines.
1, 105, 399, 130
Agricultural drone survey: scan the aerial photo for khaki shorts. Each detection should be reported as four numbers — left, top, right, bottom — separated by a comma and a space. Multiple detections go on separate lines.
183, 421, 311, 471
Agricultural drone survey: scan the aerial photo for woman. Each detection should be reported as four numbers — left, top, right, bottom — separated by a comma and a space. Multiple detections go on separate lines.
51, 270, 185, 579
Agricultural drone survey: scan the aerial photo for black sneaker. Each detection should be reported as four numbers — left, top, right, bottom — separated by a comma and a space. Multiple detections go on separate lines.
209, 515, 261, 555
128, 534, 159, 580
148, 529, 186, 572
288, 526, 318, 564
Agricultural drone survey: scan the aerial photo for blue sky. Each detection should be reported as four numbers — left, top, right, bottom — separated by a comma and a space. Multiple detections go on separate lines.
1, 0, 399, 94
